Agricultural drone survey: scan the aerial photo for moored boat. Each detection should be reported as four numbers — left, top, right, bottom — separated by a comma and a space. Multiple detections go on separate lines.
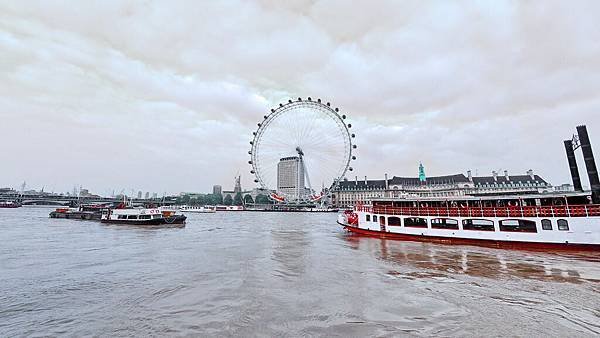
50, 207, 101, 220
338, 191, 600, 251
101, 208, 186, 226
215, 205, 245, 211
180, 205, 216, 213
0, 201, 21, 208
49, 203, 110, 220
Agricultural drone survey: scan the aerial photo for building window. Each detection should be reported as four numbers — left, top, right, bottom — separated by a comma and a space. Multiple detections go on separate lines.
388, 216, 401, 226
541, 219, 552, 230
404, 217, 428, 228
557, 219, 569, 231
372, 215, 378, 223
463, 219, 494, 231
499, 219, 537, 233
431, 218, 459, 230
366, 214, 371, 222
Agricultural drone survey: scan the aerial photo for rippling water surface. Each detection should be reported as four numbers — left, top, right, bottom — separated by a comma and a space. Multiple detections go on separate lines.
1, 207, 599, 337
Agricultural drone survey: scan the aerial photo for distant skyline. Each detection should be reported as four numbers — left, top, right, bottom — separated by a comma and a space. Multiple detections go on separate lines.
2, 1, 600, 194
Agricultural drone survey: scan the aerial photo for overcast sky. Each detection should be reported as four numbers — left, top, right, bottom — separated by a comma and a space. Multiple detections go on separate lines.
2, 1, 600, 195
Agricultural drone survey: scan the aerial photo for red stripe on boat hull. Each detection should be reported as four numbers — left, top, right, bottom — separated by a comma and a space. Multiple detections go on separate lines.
340, 223, 600, 251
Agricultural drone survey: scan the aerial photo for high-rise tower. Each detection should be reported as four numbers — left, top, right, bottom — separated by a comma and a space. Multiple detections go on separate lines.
277, 156, 305, 198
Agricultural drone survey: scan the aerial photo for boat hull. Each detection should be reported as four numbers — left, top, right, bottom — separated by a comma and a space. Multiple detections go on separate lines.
340, 222, 600, 251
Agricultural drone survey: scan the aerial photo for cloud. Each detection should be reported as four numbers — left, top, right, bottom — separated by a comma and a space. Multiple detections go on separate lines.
1, 1, 599, 194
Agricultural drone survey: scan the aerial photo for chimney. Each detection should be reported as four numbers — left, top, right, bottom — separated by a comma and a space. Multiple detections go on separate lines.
385, 173, 389, 190
577, 125, 600, 202
467, 170, 473, 182
364, 176, 368, 185
564, 139, 583, 191
527, 169, 535, 180
504, 170, 509, 181
355, 176, 358, 185
492, 171, 498, 182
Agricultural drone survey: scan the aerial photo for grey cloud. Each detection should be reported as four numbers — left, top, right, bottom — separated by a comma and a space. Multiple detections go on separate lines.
1, 1, 599, 194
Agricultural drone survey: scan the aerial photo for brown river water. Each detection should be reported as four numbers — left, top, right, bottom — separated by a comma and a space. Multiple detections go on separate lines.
1, 207, 599, 337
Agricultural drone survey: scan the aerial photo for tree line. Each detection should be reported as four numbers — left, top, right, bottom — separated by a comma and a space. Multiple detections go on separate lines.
175, 193, 273, 206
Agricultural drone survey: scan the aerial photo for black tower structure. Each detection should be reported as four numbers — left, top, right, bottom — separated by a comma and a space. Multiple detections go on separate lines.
564, 139, 583, 192
577, 125, 600, 203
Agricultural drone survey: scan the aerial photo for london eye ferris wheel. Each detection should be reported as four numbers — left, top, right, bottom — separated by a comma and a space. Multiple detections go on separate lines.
248, 97, 356, 204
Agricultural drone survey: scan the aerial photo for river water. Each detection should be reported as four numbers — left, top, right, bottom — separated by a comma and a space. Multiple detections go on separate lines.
1, 207, 599, 337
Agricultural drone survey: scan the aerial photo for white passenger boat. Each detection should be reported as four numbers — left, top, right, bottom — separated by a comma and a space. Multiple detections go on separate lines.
215, 205, 245, 211
101, 208, 186, 225
339, 124, 600, 251
337, 192, 600, 251
180, 205, 216, 213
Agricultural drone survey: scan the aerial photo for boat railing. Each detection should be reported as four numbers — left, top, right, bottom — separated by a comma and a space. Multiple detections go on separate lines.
355, 204, 600, 218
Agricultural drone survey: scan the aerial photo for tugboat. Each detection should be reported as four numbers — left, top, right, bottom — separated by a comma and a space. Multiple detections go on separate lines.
101, 208, 186, 226
0, 201, 22, 208
49, 204, 109, 220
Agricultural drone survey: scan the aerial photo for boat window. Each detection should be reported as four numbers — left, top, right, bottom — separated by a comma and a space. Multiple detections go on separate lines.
404, 217, 428, 228
153, 214, 162, 219
139, 215, 151, 220
366, 214, 371, 222
372, 215, 378, 223
557, 219, 569, 231
463, 219, 494, 231
388, 216, 401, 226
117, 215, 127, 220
541, 219, 552, 230
499, 219, 537, 233
127, 215, 138, 220
431, 218, 459, 230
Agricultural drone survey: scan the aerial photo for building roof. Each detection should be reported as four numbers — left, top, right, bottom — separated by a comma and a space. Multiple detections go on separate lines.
338, 179, 387, 189
472, 175, 548, 186
388, 174, 470, 186
336, 172, 549, 190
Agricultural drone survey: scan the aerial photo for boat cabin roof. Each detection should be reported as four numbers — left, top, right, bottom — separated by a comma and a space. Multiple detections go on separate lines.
369, 191, 591, 203
109, 208, 162, 215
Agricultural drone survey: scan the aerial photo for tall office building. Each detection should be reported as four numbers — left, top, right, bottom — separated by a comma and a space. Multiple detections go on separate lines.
277, 156, 305, 197
213, 185, 222, 195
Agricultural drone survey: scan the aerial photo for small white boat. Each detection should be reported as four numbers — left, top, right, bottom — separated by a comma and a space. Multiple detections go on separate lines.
101, 208, 187, 225
215, 205, 245, 211
180, 205, 216, 213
